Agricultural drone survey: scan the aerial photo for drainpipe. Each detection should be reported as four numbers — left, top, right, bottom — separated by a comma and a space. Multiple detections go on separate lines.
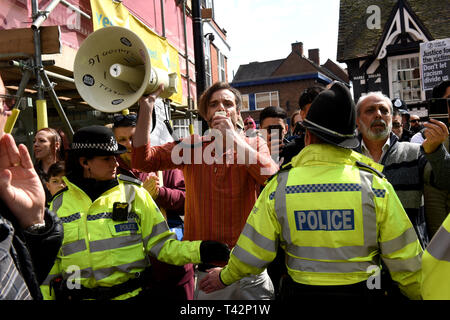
192, 0, 206, 100
160, 0, 166, 37
181, 1, 191, 108
181, 0, 194, 134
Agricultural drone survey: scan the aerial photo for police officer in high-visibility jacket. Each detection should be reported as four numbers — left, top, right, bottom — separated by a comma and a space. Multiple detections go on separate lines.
199, 82, 423, 300
40, 126, 229, 300
422, 213, 450, 299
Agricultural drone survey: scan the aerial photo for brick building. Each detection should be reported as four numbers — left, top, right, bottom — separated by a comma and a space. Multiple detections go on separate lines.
231, 42, 349, 127
0, 0, 230, 148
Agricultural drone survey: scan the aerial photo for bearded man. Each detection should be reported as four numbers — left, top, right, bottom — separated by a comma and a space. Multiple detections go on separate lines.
354, 92, 450, 248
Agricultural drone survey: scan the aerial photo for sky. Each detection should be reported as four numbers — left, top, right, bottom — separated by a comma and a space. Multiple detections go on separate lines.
212, 0, 344, 81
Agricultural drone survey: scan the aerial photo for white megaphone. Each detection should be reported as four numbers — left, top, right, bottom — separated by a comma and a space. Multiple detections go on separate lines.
73, 26, 178, 113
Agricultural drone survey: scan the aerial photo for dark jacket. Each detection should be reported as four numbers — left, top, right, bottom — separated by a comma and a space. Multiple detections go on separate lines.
0, 203, 63, 300
280, 134, 305, 166
355, 133, 450, 248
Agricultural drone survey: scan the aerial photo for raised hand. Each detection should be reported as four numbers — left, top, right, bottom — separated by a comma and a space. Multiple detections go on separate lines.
0, 134, 45, 228
422, 119, 449, 154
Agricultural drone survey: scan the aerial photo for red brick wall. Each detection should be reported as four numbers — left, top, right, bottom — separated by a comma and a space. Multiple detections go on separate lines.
210, 44, 219, 84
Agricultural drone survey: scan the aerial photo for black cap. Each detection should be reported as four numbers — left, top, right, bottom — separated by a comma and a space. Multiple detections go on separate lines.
392, 98, 408, 114
113, 113, 137, 128
302, 82, 359, 149
70, 125, 126, 157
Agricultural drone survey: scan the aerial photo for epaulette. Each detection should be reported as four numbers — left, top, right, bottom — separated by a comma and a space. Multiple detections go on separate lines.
117, 174, 143, 187
355, 161, 385, 179
266, 162, 293, 184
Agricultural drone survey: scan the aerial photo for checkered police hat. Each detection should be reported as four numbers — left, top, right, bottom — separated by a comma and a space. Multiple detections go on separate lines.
70, 125, 126, 157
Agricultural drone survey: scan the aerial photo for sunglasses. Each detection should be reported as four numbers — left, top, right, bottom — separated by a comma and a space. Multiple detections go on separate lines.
0, 94, 20, 111
410, 119, 419, 123
113, 114, 137, 122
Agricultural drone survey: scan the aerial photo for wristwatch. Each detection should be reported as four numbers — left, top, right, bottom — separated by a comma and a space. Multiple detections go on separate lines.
25, 221, 46, 233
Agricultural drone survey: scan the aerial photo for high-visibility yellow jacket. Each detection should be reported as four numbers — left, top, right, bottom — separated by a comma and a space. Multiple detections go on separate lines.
41, 175, 201, 300
220, 144, 423, 300
422, 213, 450, 300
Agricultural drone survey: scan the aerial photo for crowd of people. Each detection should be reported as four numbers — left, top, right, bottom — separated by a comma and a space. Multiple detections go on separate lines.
1, 68, 449, 300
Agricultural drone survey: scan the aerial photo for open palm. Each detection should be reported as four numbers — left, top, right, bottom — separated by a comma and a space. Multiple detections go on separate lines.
0, 134, 45, 228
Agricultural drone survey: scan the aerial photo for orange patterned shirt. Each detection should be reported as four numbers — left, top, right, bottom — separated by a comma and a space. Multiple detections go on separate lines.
132, 133, 278, 248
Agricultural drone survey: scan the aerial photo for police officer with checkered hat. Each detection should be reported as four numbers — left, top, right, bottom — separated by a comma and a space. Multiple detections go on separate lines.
198, 82, 423, 301
40, 125, 229, 300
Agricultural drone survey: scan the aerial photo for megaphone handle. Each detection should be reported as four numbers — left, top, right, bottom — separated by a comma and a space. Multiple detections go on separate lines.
157, 171, 164, 188
4, 109, 20, 134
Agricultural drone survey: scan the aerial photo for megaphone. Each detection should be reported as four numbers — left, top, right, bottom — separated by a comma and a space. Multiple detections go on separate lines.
73, 26, 177, 113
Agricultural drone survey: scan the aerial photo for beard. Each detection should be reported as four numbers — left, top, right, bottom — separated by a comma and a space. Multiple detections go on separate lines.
359, 119, 392, 141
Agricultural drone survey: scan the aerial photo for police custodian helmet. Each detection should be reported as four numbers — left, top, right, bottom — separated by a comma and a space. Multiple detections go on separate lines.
301, 82, 359, 149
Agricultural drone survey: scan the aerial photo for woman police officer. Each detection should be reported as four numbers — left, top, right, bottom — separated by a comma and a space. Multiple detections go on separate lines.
40, 125, 228, 300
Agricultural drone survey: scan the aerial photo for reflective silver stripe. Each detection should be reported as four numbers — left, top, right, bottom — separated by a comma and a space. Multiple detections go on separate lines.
382, 255, 421, 272
287, 255, 374, 273
150, 221, 170, 237
380, 227, 418, 255
64, 267, 94, 280
91, 259, 148, 281
426, 225, 450, 262
232, 244, 271, 269
41, 274, 62, 286
286, 243, 371, 261
123, 183, 136, 214
61, 239, 87, 256
89, 234, 142, 253
274, 171, 291, 244
144, 221, 171, 248
149, 233, 177, 257
358, 170, 378, 253
52, 193, 64, 213
42, 268, 94, 285
241, 223, 277, 253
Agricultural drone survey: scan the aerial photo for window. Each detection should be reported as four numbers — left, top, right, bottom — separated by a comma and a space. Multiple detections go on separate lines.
255, 91, 279, 109
204, 38, 212, 88
202, 0, 213, 8
388, 54, 423, 103
218, 51, 226, 82
241, 94, 249, 111
172, 118, 190, 139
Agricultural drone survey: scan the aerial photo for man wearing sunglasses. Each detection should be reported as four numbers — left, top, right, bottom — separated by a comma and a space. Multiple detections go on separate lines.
0, 73, 63, 300
409, 114, 423, 134
391, 110, 404, 140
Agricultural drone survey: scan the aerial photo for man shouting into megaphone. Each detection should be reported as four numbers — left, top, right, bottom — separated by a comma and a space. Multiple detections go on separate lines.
132, 82, 278, 300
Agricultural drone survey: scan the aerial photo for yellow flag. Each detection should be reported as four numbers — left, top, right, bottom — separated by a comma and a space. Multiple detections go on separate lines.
89, 0, 183, 105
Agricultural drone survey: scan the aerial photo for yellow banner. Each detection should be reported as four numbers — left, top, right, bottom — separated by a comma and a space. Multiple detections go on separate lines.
90, 0, 183, 105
